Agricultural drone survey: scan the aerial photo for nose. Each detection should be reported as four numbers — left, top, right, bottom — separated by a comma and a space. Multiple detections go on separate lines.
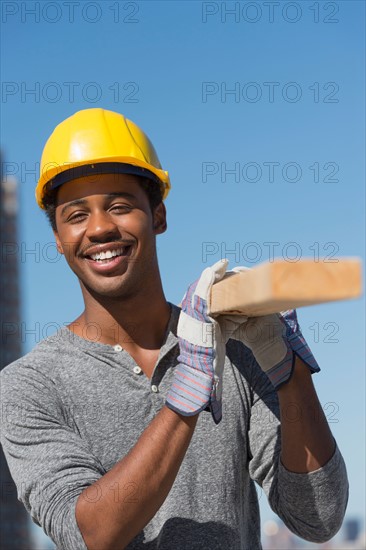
85, 209, 120, 241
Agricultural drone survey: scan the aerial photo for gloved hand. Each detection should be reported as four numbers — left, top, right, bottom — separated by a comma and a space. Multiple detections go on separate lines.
230, 268, 320, 388
166, 260, 247, 424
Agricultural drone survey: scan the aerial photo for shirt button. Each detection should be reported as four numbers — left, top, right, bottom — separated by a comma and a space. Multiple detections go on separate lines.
151, 385, 159, 393
114, 344, 123, 352
133, 366, 142, 375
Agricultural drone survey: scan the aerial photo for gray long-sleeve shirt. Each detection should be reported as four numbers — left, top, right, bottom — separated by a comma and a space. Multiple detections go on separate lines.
0, 304, 348, 549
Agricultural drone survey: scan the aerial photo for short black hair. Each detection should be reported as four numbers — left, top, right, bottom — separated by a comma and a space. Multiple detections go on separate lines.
42, 176, 163, 232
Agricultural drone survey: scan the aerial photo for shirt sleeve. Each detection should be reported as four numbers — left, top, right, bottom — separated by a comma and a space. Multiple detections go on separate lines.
0, 363, 106, 550
245, 354, 349, 543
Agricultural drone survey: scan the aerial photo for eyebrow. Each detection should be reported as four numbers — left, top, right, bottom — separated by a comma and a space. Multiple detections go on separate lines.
60, 192, 136, 217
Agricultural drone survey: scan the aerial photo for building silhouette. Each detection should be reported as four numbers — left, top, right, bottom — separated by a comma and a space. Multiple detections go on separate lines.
1, 153, 31, 548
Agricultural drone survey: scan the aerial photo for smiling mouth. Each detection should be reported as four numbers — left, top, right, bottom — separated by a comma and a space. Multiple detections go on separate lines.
85, 246, 132, 263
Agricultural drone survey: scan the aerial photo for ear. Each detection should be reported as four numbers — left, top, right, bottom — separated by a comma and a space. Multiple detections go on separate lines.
153, 202, 167, 235
53, 230, 64, 254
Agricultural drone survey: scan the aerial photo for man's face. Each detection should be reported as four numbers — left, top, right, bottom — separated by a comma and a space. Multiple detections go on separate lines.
53, 173, 167, 300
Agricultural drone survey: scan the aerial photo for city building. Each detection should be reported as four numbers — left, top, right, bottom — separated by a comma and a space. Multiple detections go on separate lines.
0, 154, 31, 548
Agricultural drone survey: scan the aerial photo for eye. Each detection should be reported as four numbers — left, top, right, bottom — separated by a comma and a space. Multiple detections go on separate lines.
67, 211, 87, 224
110, 203, 133, 213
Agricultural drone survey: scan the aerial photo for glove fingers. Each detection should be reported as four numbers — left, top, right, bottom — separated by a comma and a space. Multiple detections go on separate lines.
180, 259, 229, 312
195, 259, 228, 304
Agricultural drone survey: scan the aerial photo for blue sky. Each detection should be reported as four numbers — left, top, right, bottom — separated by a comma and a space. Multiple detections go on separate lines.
2, 1, 365, 546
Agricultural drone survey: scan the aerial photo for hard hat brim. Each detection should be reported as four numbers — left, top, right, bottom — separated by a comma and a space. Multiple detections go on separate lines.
37, 158, 170, 208
49, 162, 163, 193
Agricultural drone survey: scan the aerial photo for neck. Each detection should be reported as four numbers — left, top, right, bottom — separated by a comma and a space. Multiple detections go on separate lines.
69, 279, 171, 351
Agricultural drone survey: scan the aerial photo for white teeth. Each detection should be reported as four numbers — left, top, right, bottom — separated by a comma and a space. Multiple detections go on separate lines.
89, 248, 126, 261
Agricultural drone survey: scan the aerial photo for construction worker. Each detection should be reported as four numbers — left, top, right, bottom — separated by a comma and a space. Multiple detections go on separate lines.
1, 108, 348, 550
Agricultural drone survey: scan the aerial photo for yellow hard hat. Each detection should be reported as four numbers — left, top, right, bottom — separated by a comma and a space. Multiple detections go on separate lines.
36, 108, 171, 209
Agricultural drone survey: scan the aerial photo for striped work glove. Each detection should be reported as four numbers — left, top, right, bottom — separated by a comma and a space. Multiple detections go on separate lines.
226, 266, 320, 389
231, 304, 320, 388
166, 260, 247, 424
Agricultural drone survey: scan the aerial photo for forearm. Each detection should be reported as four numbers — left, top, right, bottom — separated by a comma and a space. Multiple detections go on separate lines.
277, 356, 335, 473
76, 405, 198, 550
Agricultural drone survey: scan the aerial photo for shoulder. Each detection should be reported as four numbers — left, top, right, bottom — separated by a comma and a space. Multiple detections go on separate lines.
0, 327, 76, 390
0, 333, 71, 440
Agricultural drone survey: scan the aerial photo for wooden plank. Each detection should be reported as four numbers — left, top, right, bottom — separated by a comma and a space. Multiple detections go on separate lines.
210, 258, 362, 316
